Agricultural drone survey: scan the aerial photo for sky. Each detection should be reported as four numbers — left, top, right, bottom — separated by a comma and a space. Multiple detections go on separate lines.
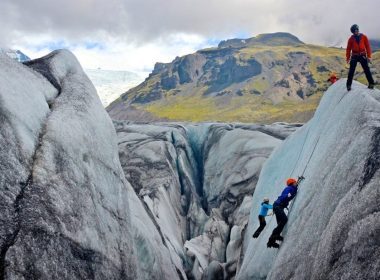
1, 0, 379, 75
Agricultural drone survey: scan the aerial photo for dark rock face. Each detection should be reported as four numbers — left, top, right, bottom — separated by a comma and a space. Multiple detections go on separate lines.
274, 79, 290, 88
176, 54, 206, 84
161, 74, 179, 90
132, 89, 163, 103
216, 57, 262, 86
0, 51, 138, 279
204, 57, 262, 95
159, 53, 207, 88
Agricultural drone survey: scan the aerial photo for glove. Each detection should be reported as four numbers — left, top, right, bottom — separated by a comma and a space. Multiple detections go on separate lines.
367, 57, 372, 64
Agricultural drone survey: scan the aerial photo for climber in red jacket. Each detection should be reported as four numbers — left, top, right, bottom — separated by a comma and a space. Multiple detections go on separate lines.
327, 72, 338, 84
346, 24, 375, 91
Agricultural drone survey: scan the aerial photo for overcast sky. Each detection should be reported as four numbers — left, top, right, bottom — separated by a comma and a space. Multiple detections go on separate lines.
1, 0, 379, 74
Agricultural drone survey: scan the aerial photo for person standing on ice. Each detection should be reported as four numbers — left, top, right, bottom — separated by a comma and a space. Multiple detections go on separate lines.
267, 178, 299, 248
346, 24, 375, 91
252, 197, 273, 238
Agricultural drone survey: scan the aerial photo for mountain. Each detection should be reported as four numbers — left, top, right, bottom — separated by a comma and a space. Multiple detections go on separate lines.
370, 39, 380, 51
1, 50, 379, 279
85, 69, 144, 107
218, 32, 304, 48
107, 32, 380, 123
0, 48, 30, 62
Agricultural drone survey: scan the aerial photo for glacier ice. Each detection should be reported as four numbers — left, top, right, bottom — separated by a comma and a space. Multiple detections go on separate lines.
2, 49, 377, 280
237, 80, 380, 280
114, 121, 296, 279
0, 50, 138, 279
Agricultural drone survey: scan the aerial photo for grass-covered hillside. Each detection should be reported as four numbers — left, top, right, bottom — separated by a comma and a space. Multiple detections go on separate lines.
107, 33, 380, 123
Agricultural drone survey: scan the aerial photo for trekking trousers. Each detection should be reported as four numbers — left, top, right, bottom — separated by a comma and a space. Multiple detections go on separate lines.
253, 215, 266, 237
271, 205, 288, 237
347, 55, 375, 86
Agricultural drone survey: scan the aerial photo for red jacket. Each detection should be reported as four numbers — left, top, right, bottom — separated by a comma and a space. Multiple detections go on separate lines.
328, 74, 338, 84
346, 33, 372, 61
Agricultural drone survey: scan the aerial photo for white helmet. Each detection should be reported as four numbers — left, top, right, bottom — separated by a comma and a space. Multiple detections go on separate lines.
263, 197, 270, 202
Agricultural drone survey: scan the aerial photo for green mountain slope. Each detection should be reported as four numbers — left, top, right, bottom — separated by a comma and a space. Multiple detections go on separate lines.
107, 32, 380, 123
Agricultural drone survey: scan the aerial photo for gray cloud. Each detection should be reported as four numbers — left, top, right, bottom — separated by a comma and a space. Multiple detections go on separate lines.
0, 0, 379, 48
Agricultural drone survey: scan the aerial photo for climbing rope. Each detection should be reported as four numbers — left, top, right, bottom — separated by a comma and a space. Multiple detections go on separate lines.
286, 90, 349, 215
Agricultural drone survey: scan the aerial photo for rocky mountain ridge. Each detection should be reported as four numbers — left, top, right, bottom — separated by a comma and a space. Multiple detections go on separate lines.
107, 32, 380, 123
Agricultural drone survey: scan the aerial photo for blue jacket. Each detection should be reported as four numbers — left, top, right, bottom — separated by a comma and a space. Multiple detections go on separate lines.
274, 185, 298, 208
259, 202, 273, 216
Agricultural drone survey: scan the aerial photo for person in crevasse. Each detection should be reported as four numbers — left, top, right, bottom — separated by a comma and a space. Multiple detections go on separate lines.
252, 197, 273, 238
267, 178, 299, 249
346, 24, 375, 91
327, 72, 338, 84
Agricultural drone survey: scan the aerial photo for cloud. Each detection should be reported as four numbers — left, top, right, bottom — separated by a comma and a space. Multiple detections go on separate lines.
2, 0, 379, 45
13, 33, 212, 73
1, 0, 379, 71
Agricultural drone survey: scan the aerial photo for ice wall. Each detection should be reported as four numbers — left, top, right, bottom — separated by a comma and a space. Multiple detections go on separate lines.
115, 122, 298, 279
237, 80, 380, 280
0, 50, 138, 279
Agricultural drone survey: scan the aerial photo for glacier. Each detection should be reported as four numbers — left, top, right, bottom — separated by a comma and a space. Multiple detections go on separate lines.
0, 49, 379, 280
237, 80, 380, 280
85, 69, 143, 107
0, 49, 296, 279
114, 121, 297, 279
0, 50, 138, 279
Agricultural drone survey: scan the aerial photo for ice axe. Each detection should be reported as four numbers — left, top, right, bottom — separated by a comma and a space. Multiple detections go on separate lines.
285, 176, 305, 214
297, 176, 305, 185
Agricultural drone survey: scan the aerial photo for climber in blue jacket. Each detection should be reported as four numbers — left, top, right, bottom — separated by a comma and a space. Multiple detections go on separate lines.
252, 198, 273, 238
267, 178, 299, 248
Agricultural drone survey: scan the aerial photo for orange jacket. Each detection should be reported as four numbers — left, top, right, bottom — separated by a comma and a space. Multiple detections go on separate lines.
346, 34, 372, 61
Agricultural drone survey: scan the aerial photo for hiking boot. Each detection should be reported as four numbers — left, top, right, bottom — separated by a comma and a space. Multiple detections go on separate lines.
274, 235, 284, 241
267, 241, 280, 248
368, 84, 375, 89
252, 232, 259, 238
347, 85, 352, 91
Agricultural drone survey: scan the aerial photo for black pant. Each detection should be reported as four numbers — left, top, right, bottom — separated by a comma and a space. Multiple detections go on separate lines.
347, 55, 375, 86
253, 215, 266, 237
270, 204, 288, 238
